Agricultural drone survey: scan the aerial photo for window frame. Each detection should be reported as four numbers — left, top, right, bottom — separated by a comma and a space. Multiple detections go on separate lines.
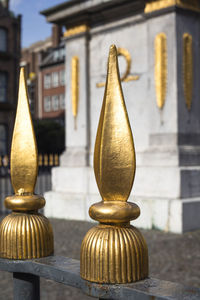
44, 73, 51, 89
43, 96, 51, 112
59, 94, 65, 110
59, 69, 65, 86
52, 95, 59, 111
0, 123, 8, 155
52, 72, 59, 88
0, 71, 8, 102
0, 27, 8, 52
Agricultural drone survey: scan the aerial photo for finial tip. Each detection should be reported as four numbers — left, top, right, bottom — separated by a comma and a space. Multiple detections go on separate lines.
109, 44, 117, 56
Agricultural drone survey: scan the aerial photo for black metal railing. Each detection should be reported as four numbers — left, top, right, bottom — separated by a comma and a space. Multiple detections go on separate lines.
0, 153, 59, 214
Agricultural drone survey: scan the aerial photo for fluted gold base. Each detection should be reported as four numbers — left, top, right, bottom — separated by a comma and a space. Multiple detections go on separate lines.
80, 224, 148, 283
0, 212, 54, 259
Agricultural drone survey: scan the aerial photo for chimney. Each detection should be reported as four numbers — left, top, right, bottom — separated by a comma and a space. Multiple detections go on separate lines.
0, 0, 9, 9
52, 25, 62, 47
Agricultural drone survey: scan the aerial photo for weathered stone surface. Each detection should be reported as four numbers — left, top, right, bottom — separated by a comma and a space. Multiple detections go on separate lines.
43, 1, 200, 232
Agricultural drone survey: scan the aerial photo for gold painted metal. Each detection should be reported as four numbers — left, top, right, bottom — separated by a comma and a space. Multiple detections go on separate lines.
55, 154, 59, 166
80, 45, 148, 284
49, 154, 54, 166
0, 68, 54, 259
145, 0, 200, 13
64, 24, 89, 38
97, 47, 139, 88
71, 56, 79, 130
44, 154, 48, 166
183, 33, 193, 111
3, 155, 8, 167
38, 154, 42, 166
155, 33, 167, 109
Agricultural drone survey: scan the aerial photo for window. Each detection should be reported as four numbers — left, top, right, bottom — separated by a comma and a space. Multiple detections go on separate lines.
52, 72, 59, 87
53, 50, 59, 61
52, 95, 59, 111
0, 125, 7, 155
60, 70, 65, 86
60, 48, 65, 58
44, 96, 51, 112
0, 28, 7, 52
59, 94, 65, 109
44, 74, 51, 89
0, 72, 7, 102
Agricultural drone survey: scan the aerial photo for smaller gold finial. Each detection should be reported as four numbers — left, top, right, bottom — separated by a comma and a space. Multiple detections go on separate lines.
0, 68, 53, 259
10, 68, 38, 195
80, 45, 148, 284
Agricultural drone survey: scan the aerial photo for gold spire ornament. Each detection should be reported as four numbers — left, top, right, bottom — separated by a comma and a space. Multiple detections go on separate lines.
0, 68, 54, 259
80, 45, 148, 283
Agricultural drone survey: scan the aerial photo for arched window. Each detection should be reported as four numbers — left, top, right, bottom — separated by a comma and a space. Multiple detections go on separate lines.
0, 27, 7, 52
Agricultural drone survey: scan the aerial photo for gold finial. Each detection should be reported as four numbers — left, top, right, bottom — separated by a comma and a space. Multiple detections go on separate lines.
38, 154, 43, 166
94, 44, 135, 202
0, 68, 54, 259
11, 68, 38, 194
54, 153, 59, 165
80, 45, 148, 283
44, 154, 48, 166
49, 154, 54, 166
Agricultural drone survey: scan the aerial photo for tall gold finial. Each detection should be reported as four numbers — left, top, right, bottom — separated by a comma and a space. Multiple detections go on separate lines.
0, 68, 54, 259
11, 68, 38, 195
80, 45, 148, 283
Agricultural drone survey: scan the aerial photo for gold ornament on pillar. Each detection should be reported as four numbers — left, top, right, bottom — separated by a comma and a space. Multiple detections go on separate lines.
183, 33, 193, 111
96, 47, 139, 88
0, 68, 54, 259
71, 56, 79, 129
80, 45, 148, 284
155, 33, 167, 109
145, 0, 200, 14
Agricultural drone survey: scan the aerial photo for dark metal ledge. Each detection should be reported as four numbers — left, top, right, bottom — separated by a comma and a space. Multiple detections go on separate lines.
0, 256, 199, 299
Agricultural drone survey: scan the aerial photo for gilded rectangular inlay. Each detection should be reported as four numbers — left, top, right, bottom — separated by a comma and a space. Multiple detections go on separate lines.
145, 0, 200, 13
64, 25, 89, 38
183, 33, 193, 111
71, 56, 79, 129
155, 33, 167, 109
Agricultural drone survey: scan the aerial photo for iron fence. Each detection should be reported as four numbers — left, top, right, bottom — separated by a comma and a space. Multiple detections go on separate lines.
0, 154, 59, 214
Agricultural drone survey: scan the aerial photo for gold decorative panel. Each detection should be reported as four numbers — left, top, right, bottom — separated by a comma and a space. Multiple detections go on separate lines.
155, 33, 167, 109
71, 56, 79, 129
80, 45, 148, 284
96, 47, 139, 88
183, 33, 193, 111
64, 24, 89, 38
145, 0, 200, 13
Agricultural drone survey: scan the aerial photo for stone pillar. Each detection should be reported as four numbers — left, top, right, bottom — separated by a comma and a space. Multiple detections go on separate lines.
61, 26, 90, 167
45, 25, 92, 220
43, 0, 200, 233
133, 2, 200, 232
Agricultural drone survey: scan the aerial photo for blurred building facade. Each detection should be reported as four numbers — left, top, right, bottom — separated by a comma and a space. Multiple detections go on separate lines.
40, 43, 65, 123
0, 0, 21, 155
21, 24, 65, 122
21, 36, 52, 118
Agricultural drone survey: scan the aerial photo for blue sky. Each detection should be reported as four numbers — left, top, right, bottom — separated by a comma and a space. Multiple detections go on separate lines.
10, 0, 67, 48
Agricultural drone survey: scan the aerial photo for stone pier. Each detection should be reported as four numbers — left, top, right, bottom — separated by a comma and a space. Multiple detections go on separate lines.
41, 0, 200, 233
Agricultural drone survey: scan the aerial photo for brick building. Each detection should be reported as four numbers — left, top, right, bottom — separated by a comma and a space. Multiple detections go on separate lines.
21, 25, 65, 122
21, 36, 53, 119
39, 43, 65, 122
0, 0, 21, 154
